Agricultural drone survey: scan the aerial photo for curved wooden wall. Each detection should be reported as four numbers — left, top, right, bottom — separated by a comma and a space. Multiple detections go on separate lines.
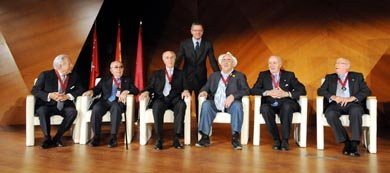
0, 0, 103, 125
0, 0, 389, 136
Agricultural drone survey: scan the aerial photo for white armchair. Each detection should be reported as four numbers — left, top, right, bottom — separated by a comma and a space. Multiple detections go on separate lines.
139, 95, 191, 145
79, 78, 135, 145
197, 96, 249, 145
252, 95, 307, 147
26, 79, 82, 146
316, 96, 377, 153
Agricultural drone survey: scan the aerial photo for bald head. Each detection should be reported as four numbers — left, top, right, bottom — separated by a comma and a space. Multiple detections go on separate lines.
110, 61, 124, 78
335, 57, 350, 75
162, 51, 176, 68
268, 55, 283, 74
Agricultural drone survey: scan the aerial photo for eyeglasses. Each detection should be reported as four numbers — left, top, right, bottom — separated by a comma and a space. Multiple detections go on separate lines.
111, 66, 124, 69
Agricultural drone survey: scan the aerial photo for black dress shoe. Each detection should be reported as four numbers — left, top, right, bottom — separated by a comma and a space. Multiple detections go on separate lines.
53, 139, 64, 147
88, 137, 100, 147
281, 140, 289, 151
41, 139, 53, 149
272, 140, 281, 150
195, 135, 210, 147
349, 141, 360, 157
232, 132, 242, 150
173, 138, 183, 149
342, 141, 351, 155
154, 140, 163, 150
108, 138, 118, 148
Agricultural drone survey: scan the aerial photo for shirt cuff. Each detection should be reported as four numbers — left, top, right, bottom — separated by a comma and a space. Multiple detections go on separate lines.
67, 93, 75, 101
47, 93, 51, 102
262, 91, 267, 96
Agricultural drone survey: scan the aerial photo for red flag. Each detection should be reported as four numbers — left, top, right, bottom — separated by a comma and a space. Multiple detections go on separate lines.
115, 22, 122, 62
134, 21, 144, 100
89, 24, 100, 89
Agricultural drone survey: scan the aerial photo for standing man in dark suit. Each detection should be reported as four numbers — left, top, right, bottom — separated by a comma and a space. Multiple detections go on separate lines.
196, 52, 249, 150
83, 61, 139, 148
32, 54, 84, 149
139, 51, 191, 150
175, 22, 220, 117
250, 55, 306, 151
318, 57, 371, 157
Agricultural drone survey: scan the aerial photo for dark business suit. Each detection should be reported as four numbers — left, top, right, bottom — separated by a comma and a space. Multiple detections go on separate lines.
143, 68, 188, 141
317, 72, 371, 143
90, 76, 139, 136
198, 70, 250, 135
32, 69, 84, 140
250, 70, 306, 141
175, 38, 220, 115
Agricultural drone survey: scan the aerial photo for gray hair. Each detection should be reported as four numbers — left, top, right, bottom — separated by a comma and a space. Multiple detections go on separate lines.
218, 52, 238, 67
162, 51, 176, 59
53, 54, 69, 69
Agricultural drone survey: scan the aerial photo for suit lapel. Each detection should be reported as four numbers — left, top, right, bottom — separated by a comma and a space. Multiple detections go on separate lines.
188, 40, 197, 62
330, 74, 338, 94
212, 72, 221, 93
198, 40, 205, 59
159, 70, 166, 91
265, 71, 274, 90
107, 76, 113, 93
50, 70, 59, 91
348, 73, 355, 95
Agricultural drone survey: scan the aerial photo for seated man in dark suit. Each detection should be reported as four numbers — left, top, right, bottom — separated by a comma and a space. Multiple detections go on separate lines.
195, 52, 250, 150
139, 51, 191, 150
250, 55, 306, 150
32, 54, 84, 149
318, 57, 371, 157
83, 61, 139, 148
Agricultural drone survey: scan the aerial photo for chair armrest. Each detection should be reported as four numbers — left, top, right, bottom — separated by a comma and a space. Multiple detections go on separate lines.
242, 96, 249, 105
79, 96, 92, 113
126, 94, 134, 111
139, 95, 150, 115
299, 95, 308, 113
198, 96, 206, 122
184, 96, 191, 104
26, 95, 35, 119
316, 96, 324, 116
366, 96, 377, 117
298, 96, 308, 108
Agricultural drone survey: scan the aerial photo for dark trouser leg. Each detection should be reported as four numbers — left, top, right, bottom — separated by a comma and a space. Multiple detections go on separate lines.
325, 103, 348, 143
55, 106, 77, 139
348, 103, 363, 142
36, 106, 57, 139
260, 104, 280, 141
279, 101, 299, 140
91, 101, 110, 137
152, 99, 168, 141
109, 102, 125, 135
173, 99, 186, 135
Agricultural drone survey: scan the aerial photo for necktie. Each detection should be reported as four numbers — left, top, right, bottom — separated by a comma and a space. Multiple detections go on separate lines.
108, 80, 118, 102
57, 75, 65, 110
271, 74, 279, 107
195, 41, 200, 56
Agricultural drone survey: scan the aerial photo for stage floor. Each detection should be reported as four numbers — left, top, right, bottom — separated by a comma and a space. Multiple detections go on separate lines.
0, 121, 389, 172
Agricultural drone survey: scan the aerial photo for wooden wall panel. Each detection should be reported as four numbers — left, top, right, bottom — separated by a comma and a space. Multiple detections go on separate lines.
0, 0, 103, 125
